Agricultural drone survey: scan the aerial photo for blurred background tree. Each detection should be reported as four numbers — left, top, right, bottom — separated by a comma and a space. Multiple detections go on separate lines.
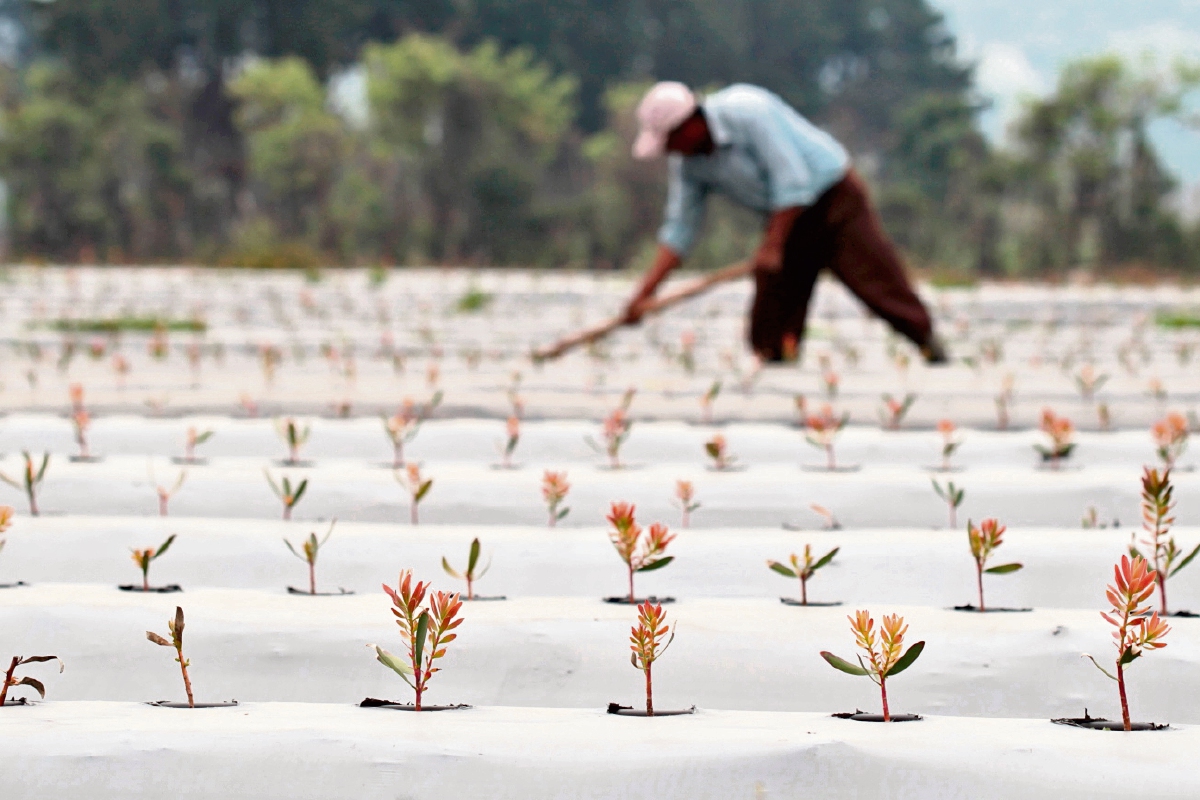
0, 0, 1193, 275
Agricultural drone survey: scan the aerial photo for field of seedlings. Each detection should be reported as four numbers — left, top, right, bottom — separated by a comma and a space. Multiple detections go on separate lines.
2, 266, 1200, 798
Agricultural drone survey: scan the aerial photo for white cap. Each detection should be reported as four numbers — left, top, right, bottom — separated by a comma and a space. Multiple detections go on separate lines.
632, 82, 697, 160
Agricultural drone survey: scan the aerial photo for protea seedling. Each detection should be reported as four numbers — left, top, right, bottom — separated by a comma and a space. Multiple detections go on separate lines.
275, 417, 311, 464
821, 611, 925, 722
607, 503, 675, 603
936, 419, 962, 470
1151, 413, 1189, 469
71, 410, 93, 459
587, 406, 633, 469
1084, 555, 1171, 731
146, 606, 194, 708
284, 519, 336, 595
498, 416, 520, 468
700, 380, 721, 423
804, 405, 849, 470
371, 571, 464, 710
0, 655, 62, 705
879, 393, 916, 430
932, 478, 965, 528
822, 370, 839, 400
1130, 468, 1198, 615
1074, 365, 1109, 402
1036, 408, 1075, 467
0, 452, 49, 517
152, 469, 187, 516
382, 393, 442, 469
542, 470, 570, 527
768, 544, 839, 605
264, 469, 308, 521
629, 601, 675, 715
395, 463, 433, 525
704, 434, 737, 470
674, 480, 700, 528
182, 427, 214, 463
442, 538, 491, 600
131, 534, 177, 591
967, 519, 1022, 611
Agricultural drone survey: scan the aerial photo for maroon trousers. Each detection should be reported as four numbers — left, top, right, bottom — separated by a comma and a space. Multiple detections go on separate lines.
749, 170, 933, 361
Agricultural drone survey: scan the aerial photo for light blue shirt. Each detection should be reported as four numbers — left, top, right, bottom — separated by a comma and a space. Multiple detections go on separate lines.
657, 84, 850, 256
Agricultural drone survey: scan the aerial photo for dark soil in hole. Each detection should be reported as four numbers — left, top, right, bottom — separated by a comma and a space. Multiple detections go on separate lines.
286, 587, 354, 596
603, 595, 675, 605
833, 710, 922, 722
704, 464, 748, 472
274, 459, 315, 467
1, 698, 33, 707
922, 465, 966, 473
0, 581, 28, 589
594, 463, 645, 471
147, 701, 239, 709
462, 595, 507, 602
69, 455, 105, 463
1052, 710, 1167, 731
951, 604, 1032, 613
780, 598, 842, 607
489, 463, 523, 471
606, 703, 695, 717
171, 457, 208, 466
801, 464, 862, 473
119, 584, 183, 593
359, 698, 471, 711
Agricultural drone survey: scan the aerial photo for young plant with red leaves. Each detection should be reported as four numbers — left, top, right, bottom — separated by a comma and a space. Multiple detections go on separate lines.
151, 468, 187, 516
498, 416, 520, 467
995, 373, 1015, 430
542, 470, 570, 527
131, 534, 176, 591
146, 606, 194, 707
704, 434, 737, 470
700, 380, 721, 423
821, 611, 924, 722
607, 503, 675, 602
1, 655, 62, 705
284, 519, 336, 595
264, 469, 307, 520
879, 393, 916, 430
804, 405, 849, 470
382, 393, 442, 469
822, 370, 839, 400
68, 382, 85, 414
1151, 413, 1189, 469
967, 519, 1022, 611
1130, 468, 1197, 615
372, 571, 464, 710
395, 463, 433, 525
768, 544, 839, 605
1085, 555, 1171, 731
937, 419, 962, 470
1036, 408, 1075, 467
442, 538, 490, 600
629, 601, 675, 715
1074, 365, 1108, 401
674, 481, 700, 528
71, 410, 93, 459
275, 417, 311, 464
932, 478, 964, 528
587, 407, 633, 468
0, 452, 49, 516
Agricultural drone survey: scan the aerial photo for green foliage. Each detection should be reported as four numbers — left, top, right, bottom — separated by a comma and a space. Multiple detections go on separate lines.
42, 317, 206, 333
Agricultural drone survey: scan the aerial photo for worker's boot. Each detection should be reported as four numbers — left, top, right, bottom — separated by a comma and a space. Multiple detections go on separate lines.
920, 335, 949, 365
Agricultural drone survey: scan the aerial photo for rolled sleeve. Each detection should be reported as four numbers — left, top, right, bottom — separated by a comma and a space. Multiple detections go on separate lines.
657, 156, 707, 256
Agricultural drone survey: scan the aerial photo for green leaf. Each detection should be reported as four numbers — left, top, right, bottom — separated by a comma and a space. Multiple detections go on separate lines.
16, 676, 45, 698
984, 563, 1023, 574
264, 469, 281, 498
153, 534, 177, 561
468, 538, 481, 573
885, 641, 925, 677
414, 480, 433, 502
146, 631, 171, 647
284, 538, 303, 560
768, 561, 798, 578
292, 479, 308, 503
821, 651, 869, 676
812, 547, 840, 571
195, 431, 214, 445
556, 508, 570, 520
1084, 653, 1117, 681
441, 557, 462, 580
414, 612, 429, 668
35, 453, 49, 483
1170, 543, 1200, 577
636, 556, 674, 572
1120, 647, 1140, 666
371, 644, 416, 689
18, 656, 62, 671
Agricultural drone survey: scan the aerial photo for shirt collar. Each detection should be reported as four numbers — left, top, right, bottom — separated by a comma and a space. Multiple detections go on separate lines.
700, 101, 732, 147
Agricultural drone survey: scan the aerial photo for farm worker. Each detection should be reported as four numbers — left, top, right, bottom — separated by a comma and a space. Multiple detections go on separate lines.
623, 81, 947, 364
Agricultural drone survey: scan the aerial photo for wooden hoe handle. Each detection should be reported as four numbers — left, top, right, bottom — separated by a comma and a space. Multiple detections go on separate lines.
532, 260, 753, 362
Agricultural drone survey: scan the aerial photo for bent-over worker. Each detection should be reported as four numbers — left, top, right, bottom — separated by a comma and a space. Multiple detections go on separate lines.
623, 81, 947, 364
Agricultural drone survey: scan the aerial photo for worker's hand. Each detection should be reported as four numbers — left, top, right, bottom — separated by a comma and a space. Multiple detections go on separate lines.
752, 243, 785, 276
622, 292, 654, 325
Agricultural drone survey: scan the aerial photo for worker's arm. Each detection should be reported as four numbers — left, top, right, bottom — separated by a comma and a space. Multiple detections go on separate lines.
753, 206, 804, 275
622, 244, 682, 324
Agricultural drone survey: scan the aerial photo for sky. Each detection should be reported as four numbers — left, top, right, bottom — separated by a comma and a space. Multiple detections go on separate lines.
930, 0, 1200, 181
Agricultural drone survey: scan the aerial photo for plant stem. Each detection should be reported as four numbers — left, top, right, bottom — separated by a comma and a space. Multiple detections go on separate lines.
393, 442, 403, 469
283, 503, 292, 521
159, 496, 168, 516
1117, 660, 1130, 732
28, 486, 38, 517
0, 656, 17, 705
308, 561, 316, 595
681, 509, 689, 529
177, 649, 194, 708
411, 501, 418, 526
628, 565, 635, 604
948, 503, 956, 529
467, 576, 474, 601
1159, 573, 1168, 616
976, 564, 985, 612
826, 444, 835, 471
645, 663, 654, 716
800, 575, 808, 606
880, 677, 890, 722
143, 568, 150, 592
